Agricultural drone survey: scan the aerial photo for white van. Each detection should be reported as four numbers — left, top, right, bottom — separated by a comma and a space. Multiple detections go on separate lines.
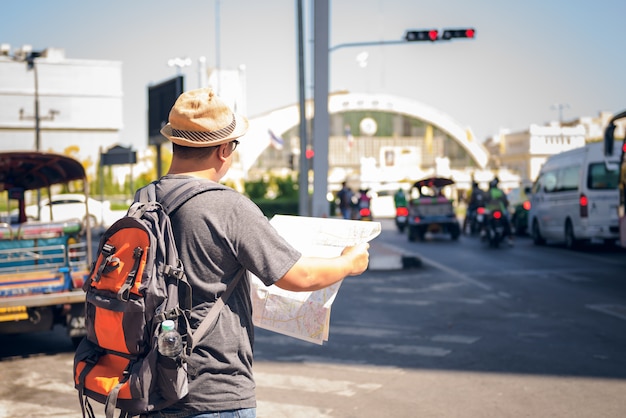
528, 141, 621, 248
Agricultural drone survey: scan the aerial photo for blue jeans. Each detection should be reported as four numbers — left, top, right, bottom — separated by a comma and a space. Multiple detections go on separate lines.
156, 408, 256, 418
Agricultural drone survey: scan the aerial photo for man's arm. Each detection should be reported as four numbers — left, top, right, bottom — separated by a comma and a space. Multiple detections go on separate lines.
275, 243, 370, 292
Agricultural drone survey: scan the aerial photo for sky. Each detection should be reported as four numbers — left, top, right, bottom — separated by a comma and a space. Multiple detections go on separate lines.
3, 0, 626, 153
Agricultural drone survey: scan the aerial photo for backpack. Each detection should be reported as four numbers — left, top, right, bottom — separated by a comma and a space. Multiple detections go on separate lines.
73, 178, 242, 418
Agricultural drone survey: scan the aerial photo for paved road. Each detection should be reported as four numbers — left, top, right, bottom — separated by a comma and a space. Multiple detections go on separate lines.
1, 218, 625, 417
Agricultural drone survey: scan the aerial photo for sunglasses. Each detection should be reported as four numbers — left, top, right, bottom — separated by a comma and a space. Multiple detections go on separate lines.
231, 140, 240, 151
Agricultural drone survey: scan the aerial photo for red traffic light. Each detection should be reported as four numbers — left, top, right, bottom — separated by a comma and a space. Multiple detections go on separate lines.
441, 28, 476, 40
405, 30, 439, 42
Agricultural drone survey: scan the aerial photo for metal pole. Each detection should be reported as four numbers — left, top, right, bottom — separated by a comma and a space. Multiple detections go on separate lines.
31, 56, 42, 219
215, 0, 221, 95
33, 62, 40, 151
296, 0, 309, 216
312, 0, 330, 218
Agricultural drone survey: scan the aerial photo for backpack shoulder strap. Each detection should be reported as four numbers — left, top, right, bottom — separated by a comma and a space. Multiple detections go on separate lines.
158, 178, 228, 215
190, 268, 244, 351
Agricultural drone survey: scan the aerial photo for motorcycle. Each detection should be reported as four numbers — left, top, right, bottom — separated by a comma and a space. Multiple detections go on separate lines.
464, 204, 485, 236
353, 190, 373, 221
395, 206, 408, 232
479, 207, 508, 248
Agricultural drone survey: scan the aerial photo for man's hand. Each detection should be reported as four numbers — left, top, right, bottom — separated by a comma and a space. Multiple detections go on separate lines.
341, 243, 370, 276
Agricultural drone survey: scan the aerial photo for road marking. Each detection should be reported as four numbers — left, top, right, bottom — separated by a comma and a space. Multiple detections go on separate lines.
255, 372, 381, 397
431, 334, 481, 344
330, 326, 399, 338
586, 304, 626, 321
504, 312, 540, 319
453, 298, 485, 304
370, 343, 451, 357
383, 243, 492, 291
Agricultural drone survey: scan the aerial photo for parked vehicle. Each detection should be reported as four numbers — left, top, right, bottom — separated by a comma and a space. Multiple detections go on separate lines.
369, 186, 396, 218
25, 193, 114, 230
0, 151, 92, 347
528, 141, 621, 249
406, 177, 461, 241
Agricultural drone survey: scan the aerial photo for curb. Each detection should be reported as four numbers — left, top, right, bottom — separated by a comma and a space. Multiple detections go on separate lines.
367, 241, 422, 271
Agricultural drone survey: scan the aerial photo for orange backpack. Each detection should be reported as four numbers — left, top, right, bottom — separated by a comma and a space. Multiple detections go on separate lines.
73, 179, 242, 418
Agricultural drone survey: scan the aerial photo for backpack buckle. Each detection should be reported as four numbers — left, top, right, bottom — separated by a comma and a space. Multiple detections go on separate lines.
163, 264, 184, 280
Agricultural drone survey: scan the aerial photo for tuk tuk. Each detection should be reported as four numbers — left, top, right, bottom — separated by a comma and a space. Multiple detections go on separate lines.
0, 151, 92, 346
406, 176, 461, 241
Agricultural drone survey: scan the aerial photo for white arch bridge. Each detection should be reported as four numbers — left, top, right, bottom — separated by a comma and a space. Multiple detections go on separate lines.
237, 92, 489, 176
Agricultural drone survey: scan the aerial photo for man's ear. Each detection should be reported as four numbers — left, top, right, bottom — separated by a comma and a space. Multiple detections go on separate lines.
218, 143, 232, 160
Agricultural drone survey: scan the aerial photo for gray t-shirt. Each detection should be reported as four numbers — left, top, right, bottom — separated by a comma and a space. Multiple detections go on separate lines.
155, 175, 301, 413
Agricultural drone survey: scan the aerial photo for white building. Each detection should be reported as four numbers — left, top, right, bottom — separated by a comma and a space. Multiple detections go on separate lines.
0, 44, 123, 173
485, 113, 625, 183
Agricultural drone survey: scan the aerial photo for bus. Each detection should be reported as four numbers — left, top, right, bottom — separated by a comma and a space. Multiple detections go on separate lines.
604, 110, 626, 248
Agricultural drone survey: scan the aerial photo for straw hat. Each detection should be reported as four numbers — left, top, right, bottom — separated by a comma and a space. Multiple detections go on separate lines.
160, 88, 249, 147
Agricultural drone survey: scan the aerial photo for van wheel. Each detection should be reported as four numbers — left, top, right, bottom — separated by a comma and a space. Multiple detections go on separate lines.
564, 220, 578, 250
532, 220, 545, 245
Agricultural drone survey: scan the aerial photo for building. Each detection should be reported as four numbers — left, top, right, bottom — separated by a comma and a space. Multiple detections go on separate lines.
0, 44, 123, 173
484, 112, 626, 184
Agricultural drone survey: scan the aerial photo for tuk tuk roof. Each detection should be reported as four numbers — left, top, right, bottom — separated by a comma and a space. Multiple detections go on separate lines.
411, 177, 455, 189
0, 152, 86, 191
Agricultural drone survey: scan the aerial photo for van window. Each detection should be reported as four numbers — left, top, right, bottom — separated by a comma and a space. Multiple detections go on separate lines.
587, 163, 619, 190
558, 166, 579, 192
543, 171, 557, 193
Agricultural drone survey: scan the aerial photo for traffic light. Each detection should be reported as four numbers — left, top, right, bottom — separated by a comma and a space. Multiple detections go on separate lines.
404, 30, 439, 42
441, 28, 476, 40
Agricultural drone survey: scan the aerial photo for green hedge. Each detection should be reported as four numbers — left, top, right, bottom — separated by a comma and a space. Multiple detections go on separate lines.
252, 198, 299, 218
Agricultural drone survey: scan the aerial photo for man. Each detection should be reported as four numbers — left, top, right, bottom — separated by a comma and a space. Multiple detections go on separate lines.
463, 181, 485, 235
336, 181, 354, 219
153, 88, 370, 418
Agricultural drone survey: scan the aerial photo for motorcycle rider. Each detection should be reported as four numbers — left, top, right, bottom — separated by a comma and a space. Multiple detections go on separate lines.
394, 187, 407, 209
464, 181, 485, 235
485, 177, 513, 246
356, 188, 372, 220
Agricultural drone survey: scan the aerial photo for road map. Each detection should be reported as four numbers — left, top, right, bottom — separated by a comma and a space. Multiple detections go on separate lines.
250, 215, 381, 344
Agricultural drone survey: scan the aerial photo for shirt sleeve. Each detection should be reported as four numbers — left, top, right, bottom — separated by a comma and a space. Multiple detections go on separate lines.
227, 194, 302, 287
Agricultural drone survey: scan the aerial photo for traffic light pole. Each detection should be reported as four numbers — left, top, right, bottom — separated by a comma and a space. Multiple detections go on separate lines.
311, 0, 330, 218
308, 16, 475, 217
329, 39, 407, 53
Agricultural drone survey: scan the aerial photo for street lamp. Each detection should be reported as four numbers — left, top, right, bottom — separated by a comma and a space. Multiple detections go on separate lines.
10, 46, 57, 152
11, 46, 57, 218
167, 57, 192, 75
